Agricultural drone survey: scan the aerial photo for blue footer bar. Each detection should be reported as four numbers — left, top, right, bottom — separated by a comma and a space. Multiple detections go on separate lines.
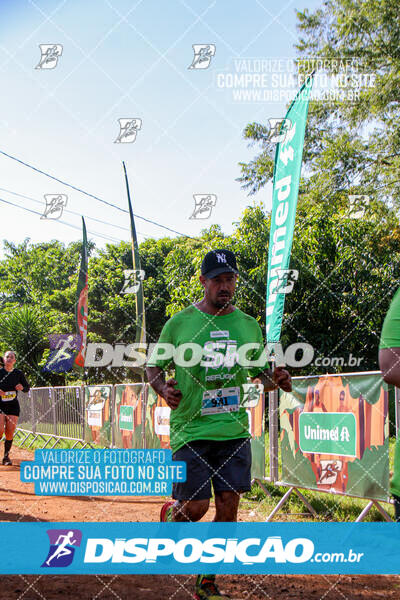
0, 522, 398, 574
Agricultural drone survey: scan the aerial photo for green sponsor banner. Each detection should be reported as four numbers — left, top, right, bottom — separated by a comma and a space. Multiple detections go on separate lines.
280, 373, 390, 501
119, 405, 134, 431
299, 412, 356, 457
266, 74, 314, 346
246, 384, 265, 480
114, 384, 143, 449
250, 437, 265, 480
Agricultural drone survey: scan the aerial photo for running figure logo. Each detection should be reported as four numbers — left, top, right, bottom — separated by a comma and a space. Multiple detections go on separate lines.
318, 460, 343, 485
189, 194, 217, 219
114, 118, 142, 143
43, 334, 81, 373
275, 269, 299, 294
348, 195, 370, 219
35, 44, 63, 70
120, 269, 145, 294
267, 118, 292, 144
188, 44, 216, 69
241, 383, 263, 408
42, 529, 82, 568
41, 194, 68, 220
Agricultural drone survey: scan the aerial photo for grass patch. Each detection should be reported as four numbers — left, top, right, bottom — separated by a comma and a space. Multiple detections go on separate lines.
242, 434, 397, 521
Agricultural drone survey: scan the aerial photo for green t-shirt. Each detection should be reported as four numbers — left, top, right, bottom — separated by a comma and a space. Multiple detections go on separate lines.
380, 287, 400, 349
147, 305, 269, 452
379, 287, 400, 497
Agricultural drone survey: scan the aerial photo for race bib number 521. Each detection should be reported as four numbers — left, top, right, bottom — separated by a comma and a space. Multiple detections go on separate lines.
201, 387, 239, 416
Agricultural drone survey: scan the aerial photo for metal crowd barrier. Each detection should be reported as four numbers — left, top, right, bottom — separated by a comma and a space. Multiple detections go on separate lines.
265, 371, 399, 522
16, 386, 88, 449
13, 375, 399, 523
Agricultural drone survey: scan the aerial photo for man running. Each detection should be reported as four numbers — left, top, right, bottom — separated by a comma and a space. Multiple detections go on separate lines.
146, 249, 292, 599
0, 350, 30, 465
378, 287, 400, 522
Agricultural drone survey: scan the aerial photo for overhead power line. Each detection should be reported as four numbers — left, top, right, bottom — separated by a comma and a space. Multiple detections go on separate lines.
0, 149, 191, 238
0, 186, 150, 239
0, 196, 122, 243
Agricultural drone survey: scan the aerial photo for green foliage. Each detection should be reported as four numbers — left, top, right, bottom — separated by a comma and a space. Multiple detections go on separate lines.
239, 0, 400, 213
233, 0, 400, 372
0, 235, 179, 385
0, 305, 48, 385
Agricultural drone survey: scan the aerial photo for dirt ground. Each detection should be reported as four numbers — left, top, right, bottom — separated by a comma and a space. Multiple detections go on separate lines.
0, 447, 398, 600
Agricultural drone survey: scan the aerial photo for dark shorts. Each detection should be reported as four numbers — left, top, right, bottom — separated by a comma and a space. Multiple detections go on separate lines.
172, 437, 252, 501
0, 399, 20, 417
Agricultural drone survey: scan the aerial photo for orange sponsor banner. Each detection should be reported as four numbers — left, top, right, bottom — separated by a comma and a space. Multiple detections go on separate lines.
280, 374, 390, 500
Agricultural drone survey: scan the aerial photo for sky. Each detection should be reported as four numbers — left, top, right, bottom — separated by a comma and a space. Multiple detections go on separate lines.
0, 0, 322, 256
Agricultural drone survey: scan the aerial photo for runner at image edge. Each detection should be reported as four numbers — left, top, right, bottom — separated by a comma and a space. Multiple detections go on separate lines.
378, 287, 400, 522
146, 249, 292, 600
0, 350, 30, 465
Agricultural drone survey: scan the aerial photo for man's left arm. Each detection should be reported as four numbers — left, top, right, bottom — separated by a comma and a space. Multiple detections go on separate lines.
247, 325, 292, 393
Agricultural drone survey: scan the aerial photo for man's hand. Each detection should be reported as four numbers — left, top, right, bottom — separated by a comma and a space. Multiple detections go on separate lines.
15, 384, 23, 391
161, 378, 182, 410
273, 367, 292, 392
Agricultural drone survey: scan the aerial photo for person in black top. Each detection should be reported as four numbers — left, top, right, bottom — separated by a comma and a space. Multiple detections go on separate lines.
0, 350, 30, 465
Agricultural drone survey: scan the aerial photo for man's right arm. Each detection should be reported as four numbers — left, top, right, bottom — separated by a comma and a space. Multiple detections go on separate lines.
146, 366, 182, 410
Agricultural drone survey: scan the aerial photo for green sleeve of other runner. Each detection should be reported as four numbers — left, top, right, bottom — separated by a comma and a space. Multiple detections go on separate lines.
392, 438, 400, 498
379, 287, 400, 349
379, 286, 400, 497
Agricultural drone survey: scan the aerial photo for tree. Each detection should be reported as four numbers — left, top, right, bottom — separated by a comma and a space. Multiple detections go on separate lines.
0, 305, 48, 386
235, 0, 400, 373
83, 237, 175, 383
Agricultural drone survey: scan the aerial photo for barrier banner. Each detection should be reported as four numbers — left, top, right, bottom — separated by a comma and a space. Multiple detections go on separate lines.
280, 374, 390, 500
84, 385, 112, 446
144, 387, 171, 449
247, 387, 265, 480
0, 522, 399, 574
114, 384, 144, 449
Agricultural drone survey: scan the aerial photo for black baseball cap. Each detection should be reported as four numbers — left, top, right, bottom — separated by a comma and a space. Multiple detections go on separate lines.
201, 249, 239, 279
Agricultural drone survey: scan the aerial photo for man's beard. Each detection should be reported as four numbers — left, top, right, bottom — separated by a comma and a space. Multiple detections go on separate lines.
213, 295, 231, 309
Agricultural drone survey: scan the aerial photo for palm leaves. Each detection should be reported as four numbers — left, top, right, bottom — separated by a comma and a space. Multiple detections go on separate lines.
0, 305, 47, 385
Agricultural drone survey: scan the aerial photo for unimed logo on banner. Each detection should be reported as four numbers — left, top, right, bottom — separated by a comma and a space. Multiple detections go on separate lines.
42, 529, 82, 568
119, 406, 134, 431
299, 412, 357, 457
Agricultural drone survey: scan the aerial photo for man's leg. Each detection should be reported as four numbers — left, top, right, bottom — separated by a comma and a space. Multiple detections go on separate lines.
195, 439, 251, 599
160, 441, 213, 522
169, 499, 210, 522
214, 490, 240, 522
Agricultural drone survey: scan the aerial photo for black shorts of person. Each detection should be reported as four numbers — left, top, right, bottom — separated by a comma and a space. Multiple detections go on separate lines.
172, 438, 251, 501
0, 368, 29, 417
0, 398, 20, 417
